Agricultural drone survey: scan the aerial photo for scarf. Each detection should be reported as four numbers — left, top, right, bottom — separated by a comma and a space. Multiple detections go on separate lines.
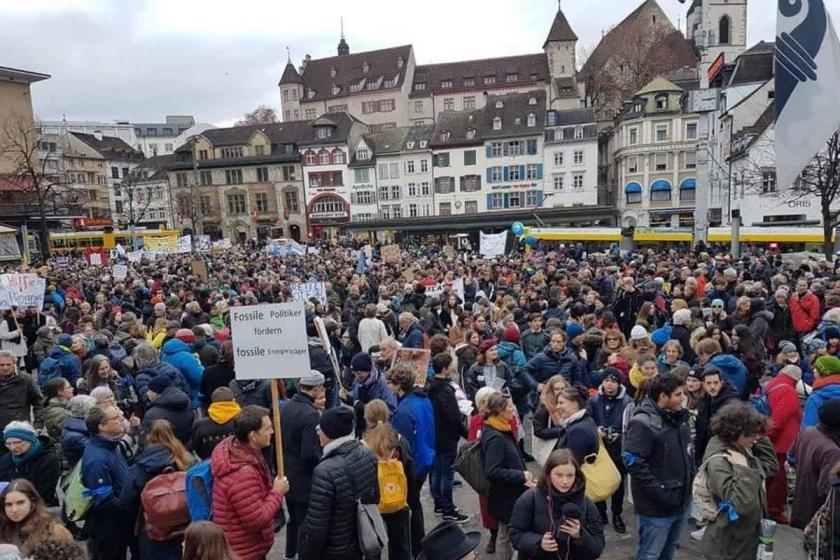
10, 439, 41, 466
208, 401, 241, 425
485, 415, 513, 432
560, 408, 587, 428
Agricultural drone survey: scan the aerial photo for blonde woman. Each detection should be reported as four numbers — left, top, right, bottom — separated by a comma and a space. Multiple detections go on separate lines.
531, 375, 570, 466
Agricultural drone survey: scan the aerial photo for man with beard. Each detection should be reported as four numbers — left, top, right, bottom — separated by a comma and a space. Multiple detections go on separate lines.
694, 368, 738, 467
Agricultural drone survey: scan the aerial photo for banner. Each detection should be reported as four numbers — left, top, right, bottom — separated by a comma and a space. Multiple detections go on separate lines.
230, 301, 309, 380
126, 250, 144, 263
144, 236, 178, 252
0, 274, 46, 311
776, 2, 840, 189
381, 244, 401, 263
424, 277, 465, 302
266, 239, 305, 257
290, 281, 326, 304
212, 239, 232, 251
55, 257, 69, 268
480, 231, 507, 257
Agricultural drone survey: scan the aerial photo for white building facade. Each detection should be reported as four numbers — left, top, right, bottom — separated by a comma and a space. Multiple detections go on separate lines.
543, 108, 599, 207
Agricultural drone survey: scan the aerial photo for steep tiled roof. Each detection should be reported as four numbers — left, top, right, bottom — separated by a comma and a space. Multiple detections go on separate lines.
483, 90, 547, 140
296, 45, 412, 102
411, 53, 549, 97
70, 132, 144, 163
730, 103, 774, 159
429, 110, 486, 148
553, 77, 581, 99
544, 7, 578, 46
278, 61, 303, 85
365, 127, 410, 155
134, 154, 175, 181
729, 41, 774, 86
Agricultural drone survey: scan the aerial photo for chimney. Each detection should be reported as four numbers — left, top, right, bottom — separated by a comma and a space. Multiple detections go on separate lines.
94, 130, 103, 141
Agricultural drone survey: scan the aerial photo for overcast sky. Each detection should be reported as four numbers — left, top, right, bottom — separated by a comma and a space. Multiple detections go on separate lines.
1, 0, 833, 127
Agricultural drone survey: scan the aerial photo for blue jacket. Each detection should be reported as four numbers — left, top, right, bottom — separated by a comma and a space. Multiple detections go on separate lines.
45, 345, 81, 388
60, 416, 89, 467
587, 384, 631, 432
400, 324, 424, 349
705, 353, 748, 396
161, 339, 204, 407
392, 389, 436, 478
135, 362, 191, 406
82, 434, 129, 511
520, 345, 583, 389
802, 375, 840, 429
351, 366, 398, 411
497, 341, 526, 371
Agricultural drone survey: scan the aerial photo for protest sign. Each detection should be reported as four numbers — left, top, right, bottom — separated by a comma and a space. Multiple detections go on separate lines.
212, 238, 232, 251
443, 245, 455, 259
381, 244, 401, 263
144, 236, 178, 253
89, 253, 103, 266
55, 257, 69, 269
424, 277, 465, 302
480, 231, 507, 258
126, 250, 144, 263
195, 235, 211, 252
191, 260, 208, 281
290, 281, 326, 304
230, 300, 309, 380
391, 348, 431, 379
0, 274, 46, 311
112, 264, 128, 281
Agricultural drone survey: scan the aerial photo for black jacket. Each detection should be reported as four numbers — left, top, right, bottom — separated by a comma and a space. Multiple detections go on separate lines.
229, 378, 272, 409
308, 339, 337, 391
622, 399, 694, 517
427, 377, 467, 452
190, 411, 236, 460
481, 424, 526, 524
281, 392, 322, 504
60, 415, 88, 468
0, 373, 44, 431
141, 386, 194, 448
509, 484, 605, 560
200, 359, 235, 404
0, 435, 61, 506
302, 439, 379, 560
532, 407, 599, 466
670, 324, 696, 365
694, 385, 739, 466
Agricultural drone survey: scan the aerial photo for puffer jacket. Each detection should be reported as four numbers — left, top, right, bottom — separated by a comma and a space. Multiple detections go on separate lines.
141, 386, 194, 448
520, 345, 584, 389
0, 372, 44, 431
803, 374, 840, 429
229, 378, 272, 409
211, 436, 284, 560
392, 387, 436, 479
521, 329, 549, 361
497, 341, 526, 371
791, 291, 821, 335
303, 438, 379, 560
134, 362, 190, 406
0, 434, 61, 506
161, 339, 204, 407
42, 345, 81, 388
706, 353, 748, 396
43, 397, 70, 440
60, 415, 89, 468
765, 373, 802, 453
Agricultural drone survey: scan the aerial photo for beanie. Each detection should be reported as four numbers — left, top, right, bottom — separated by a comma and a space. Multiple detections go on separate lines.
3, 421, 38, 445
565, 322, 584, 341
351, 352, 373, 372
815, 355, 840, 376
319, 406, 355, 439
778, 340, 797, 356
479, 339, 496, 354
819, 398, 840, 431
148, 374, 172, 395
805, 337, 827, 355
502, 325, 521, 344
57, 333, 73, 347
175, 329, 196, 344
630, 325, 649, 341
780, 365, 803, 382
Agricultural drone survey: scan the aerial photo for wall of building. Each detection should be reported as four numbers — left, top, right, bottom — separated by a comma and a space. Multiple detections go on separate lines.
543, 134, 598, 207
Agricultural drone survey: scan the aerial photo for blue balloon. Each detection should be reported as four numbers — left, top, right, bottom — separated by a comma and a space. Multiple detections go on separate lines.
511, 222, 525, 236
524, 236, 537, 247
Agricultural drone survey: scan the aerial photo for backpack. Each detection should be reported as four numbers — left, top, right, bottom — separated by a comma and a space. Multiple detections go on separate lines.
56, 460, 92, 528
804, 483, 840, 559
454, 439, 490, 494
140, 468, 190, 541
376, 458, 408, 514
749, 383, 783, 417
184, 459, 214, 521
38, 356, 62, 388
692, 452, 731, 522
341, 460, 388, 560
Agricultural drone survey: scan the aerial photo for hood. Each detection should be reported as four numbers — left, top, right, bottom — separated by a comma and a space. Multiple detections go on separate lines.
63, 416, 88, 434
150, 386, 191, 412
598, 383, 627, 399
496, 341, 519, 358
211, 436, 263, 479
47, 397, 68, 410
636, 398, 688, 426
48, 345, 70, 359
135, 444, 175, 473
455, 344, 476, 358
208, 401, 241, 425
752, 309, 773, 322
823, 307, 840, 325
710, 353, 744, 370
162, 338, 193, 356
138, 361, 181, 379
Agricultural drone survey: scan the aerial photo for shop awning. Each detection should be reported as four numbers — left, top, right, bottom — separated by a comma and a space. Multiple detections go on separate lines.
625, 182, 642, 193
707, 227, 835, 243
633, 227, 693, 242
650, 180, 672, 192
680, 178, 696, 190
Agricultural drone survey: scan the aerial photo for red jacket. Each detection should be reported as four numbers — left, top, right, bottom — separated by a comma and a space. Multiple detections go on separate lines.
765, 374, 803, 454
211, 436, 283, 560
791, 292, 821, 334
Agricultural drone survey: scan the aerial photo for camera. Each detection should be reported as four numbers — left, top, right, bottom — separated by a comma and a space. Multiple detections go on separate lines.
604, 427, 620, 444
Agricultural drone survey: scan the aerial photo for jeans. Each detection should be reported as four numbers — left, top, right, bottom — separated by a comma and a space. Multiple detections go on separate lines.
409, 472, 427, 557
430, 449, 457, 514
495, 522, 513, 560
635, 509, 688, 560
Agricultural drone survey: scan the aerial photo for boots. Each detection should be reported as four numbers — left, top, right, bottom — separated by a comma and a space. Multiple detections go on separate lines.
485, 528, 498, 554
519, 439, 535, 463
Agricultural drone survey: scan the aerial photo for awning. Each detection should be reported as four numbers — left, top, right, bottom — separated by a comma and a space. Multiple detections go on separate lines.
680, 178, 696, 190
650, 180, 672, 192
625, 182, 642, 193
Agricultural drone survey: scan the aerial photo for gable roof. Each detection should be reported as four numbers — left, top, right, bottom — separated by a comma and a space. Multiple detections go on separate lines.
70, 132, 144, 163
296, 45, 412, 102
544, 7, 578, 47
412, 53, 549, 97
134, 154, 175, 181
278, 61, 303, 85
430, 109, 486, 148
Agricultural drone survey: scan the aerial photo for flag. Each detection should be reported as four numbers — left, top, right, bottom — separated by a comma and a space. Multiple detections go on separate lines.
776, 0, 840, 189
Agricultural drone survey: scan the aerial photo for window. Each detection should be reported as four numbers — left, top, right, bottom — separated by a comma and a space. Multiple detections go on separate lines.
149, 143, 158, 155
509, 166, 522, 181
490, 142, 503, 157
506, 73, 518, 82
378, 163, 389, 180
254, 145, 265, 156
485, 75, 496, 84
573, 151, 584, 165
332, 150, 345, 164
199, 195, 212, 215
199, 170, 212, 185
490, 166, 503, 183
553, 175, 564, 190
414, 101, 424, 113
526, 164, 539, 179
464, 77, 475, 87
655, 94, 668, 111
489, 193, 504, 209
111, 166, 119, 179
404, 160, 414, 174
441, 79, 453, 89
352, 191, 374, 205
464, 150, 476, 166
355, 168, 370, 183
319, 150, 330, 165
628, 156, 639, 173
284, 190, 300, 213
655, 124, 670, 142
414, 82, 426, 91
305, 151, 317, 166
443, 98, 455, 111
282, 165, 296, 181
328, 104, 348, 113
527, 113, 536, 127
379, 186, 389, 201
380, 207, 390, 220
762, 170, 777, 193
684, 151, 697, 169
655, 153, 669, 171
283, 90, 290, 102
421, 182, 431, 196
305, 109, 317, 120
509, 192, 522, 208
391, 185, 401, 199
115, 200, 123, 214
225, 169, 243, 184
254, 192, 269, 212
316, 127, 332, 139
357, 148, 369, 160
719, 15, 731, 44
554, 152, 564, 167
435, 177, 453, 193
508, 141, 522, 156
389, 162, 400, 178
176, 172, 188, 187
198, 149, 208, 160
680, 182, 696, 202
462, 175, 481, 191
439, 202, 452, 215
463, 200, 477, 214
380, 99, 395, 112
629, 128, 638, 145
686, 122, 698, 140
464, 96, 476, 110
493, 117, 502, 130
408, 183, 417, 196
435, 153, 450, 167
391, 205, 402, 219
227, 193, 246, 214
221, 147, 244, 159
574, 127, 583, 139
573, 174, 584, 189
113, 184, 121, 197
409, 203, 418, 217
256, 167, 269, 182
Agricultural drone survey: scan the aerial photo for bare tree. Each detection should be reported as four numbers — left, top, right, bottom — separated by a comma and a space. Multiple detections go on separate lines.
115, 171, 155, 233
236, 105, 279, 126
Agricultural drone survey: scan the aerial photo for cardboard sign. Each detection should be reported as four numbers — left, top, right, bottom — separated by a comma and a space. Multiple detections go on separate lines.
0, 274, 46, 311
230, 301, 309, 380
391, 348, 431, 379
191, 260, 208, 281
144, 236, 178, 252
381, 244, 402, 263
290, 281, 326, 304
443, 245, 455, 258
126, 251, 144, 263
112, 264, 128, 281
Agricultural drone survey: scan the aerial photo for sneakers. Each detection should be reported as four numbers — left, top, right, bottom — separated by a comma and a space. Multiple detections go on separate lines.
612, 514, 626, 534
690, 526, 707, 541
442, 511, 470, 524
434, 507, 443, 516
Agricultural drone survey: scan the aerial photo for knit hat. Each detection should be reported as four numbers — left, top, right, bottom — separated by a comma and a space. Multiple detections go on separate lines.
602, 368, 622, 383
318, 406, 355, 439
351, 352, 373, 372
565, 322, 584, 341
778, 340, 797, 356
502, 325, 521, 344
148, 374, 172, 395
711, 299, 725, 309
815, 355, 840, 376
774, 288, 789, 300
57, 333, 73, 347
153, 302, 166, 312
780, 365, 803, 381
686, 368, 702, 380
197, 324, 214, 337
175, 329, 195, 343
818, 398, 840, 430
630, 325, 648, 341
3, 421, 38, 445
165, 320, 180, 330
191, 326, 208, 339
479, 339, 496, 354
672, 309, 691, 327
300, 370, 325, 387
826, 326, 840, 340
804, 337, 827, 355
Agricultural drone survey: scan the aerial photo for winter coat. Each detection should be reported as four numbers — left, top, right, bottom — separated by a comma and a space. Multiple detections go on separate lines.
706, 353, 748, 397
521, 329, 549, 361
466, 360, 514, 402
695, 384, 739, 466
427, 376, 468, 452
43, 345, 82, 388
43, 397, 70, 441
0, 372, 43, 432
765, 374, 802, 453
141, 386, 194, 448
790, 426, 840, 529
670, 325, 696, 364
803, 374, 840, 429
587, 384, 631, 434
135, 362, 190, 407
60, 415, 88, 468
0, 435, 61, 506
350, 366, 397, 411
0, 318, 26, 358
82, 434, 131, 538
161, 338, 204, 407
613, 289, 645, 337
281, 392, 322, 504
31, 333, 52, 369
699, 436, 778, 560
392, 388, 436, 479
192, 339, 220, 368
481, 423, 527, 524
748, 306, 774, 350
229, 378, 272, 409
399, 323, 424, 349
521, 345, 584, 389
200, 359, 235, 405
303, 438, 379, 560
791, 291, 821, 335
190, 400, 239, 460
308, 337, 337, 391
770, 304, 797, 347
655, 354, 689, 376
509, 483, 605, 560
211, 436, 284, 560
497, 341, 526, 372
357, 317, 388, 353
533, 409, 599, 466
623, 399, 694, 517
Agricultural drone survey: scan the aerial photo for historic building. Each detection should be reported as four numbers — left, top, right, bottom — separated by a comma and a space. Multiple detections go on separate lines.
543, 108, 599, 207
125, 155, 176, 229
685, 0, 748, 87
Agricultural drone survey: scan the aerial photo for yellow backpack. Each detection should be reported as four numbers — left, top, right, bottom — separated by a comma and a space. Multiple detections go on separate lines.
377, 458, 408, 514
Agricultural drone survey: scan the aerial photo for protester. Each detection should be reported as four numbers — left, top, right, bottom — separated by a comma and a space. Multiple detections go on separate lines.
0, 422, 60, 507
160, 335, 204, 407
694, 368, 739, 467
180, 521, 237, 560
803, 354, 840, 428
0, 351, 43, 437
191, 387, 240, 460
59, 395, 95, 469
763, 364, 803, 524
140, 375, 194, 447
0, 479, 73, 557
42, 377, 73, 440
199, 340, 235, 404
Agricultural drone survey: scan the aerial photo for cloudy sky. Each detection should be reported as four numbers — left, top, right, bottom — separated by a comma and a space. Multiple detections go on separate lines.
0, 0, 831, 127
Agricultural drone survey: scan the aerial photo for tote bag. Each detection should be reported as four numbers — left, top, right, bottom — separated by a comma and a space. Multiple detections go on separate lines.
531, 416, 559, 467
580, 436, 621, 503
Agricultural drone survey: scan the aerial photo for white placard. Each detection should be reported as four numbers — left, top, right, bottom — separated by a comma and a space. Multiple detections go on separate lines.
212, 239, 232, 251
424, 277, 465, 302
290, 281, 326, 304
480, 231, 507, 257
126, 250, 144, 263
112, 264, 128, 281
195, 235, 211, 252
89, 253, 102, 266
230, 301, 309, 380
0, 274, 46, 311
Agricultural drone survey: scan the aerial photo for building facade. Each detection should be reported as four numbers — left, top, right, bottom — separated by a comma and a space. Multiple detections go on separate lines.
686, 0, 748, 87
543, 108, 599, 207
62, 133, 110, 221
134, 116, 197, 157
120, 155, 174, 230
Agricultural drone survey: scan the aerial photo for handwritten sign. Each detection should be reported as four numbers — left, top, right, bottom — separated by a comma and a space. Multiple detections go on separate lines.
425, 277, 465, 302
0, 274, 46, 311
290, 281, 326, 304
112, 264, 128, 281
381, 244, 402, 263
230, 301, 309, 380
390, 348, 431, 380
480, 231, 507, 258
212, 239, 232, 251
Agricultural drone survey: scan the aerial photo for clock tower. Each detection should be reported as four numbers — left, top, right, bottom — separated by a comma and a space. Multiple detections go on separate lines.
685, 0, 748, 86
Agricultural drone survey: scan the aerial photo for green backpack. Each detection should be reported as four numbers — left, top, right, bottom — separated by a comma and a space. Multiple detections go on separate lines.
57, 461, 93, 528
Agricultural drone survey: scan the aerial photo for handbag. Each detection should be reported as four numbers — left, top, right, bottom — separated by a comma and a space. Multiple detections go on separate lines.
580, 436, 621, 503
454, 440, 490, 494
804, 484, 839, 559
531, 416, 559, 467
341, 461, 388, 559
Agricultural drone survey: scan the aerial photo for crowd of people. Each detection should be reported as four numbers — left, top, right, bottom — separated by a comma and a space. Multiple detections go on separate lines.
0, 240, 836, 560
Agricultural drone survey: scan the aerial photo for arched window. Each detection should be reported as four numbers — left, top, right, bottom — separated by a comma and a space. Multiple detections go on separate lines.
319, 150, 330, 165
625, 182, 642, 204
304, 151, 316, 166
719, 16, 731, 45
332, 149, 345, 164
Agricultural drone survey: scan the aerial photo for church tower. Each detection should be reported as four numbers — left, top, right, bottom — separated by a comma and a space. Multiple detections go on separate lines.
543, 1, 578, 79
278, 50, 305, 122
685, 0, 748, 86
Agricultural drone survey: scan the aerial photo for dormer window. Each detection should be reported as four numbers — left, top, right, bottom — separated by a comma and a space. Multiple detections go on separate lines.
307, 89, 315, 99
485, 75, 496, 84
362, 61, 370, 74
574, 126, 584, 139
419, 140, 427, 148
441, 79, 453, 89
527, 113, 536, 127
466, 128, 476, 140
506, 73, 518, 82
493, 117, 502, 130
356, 148, 369, 160
495, 100, 504, 109
406, 141, 415, 149
415, 82, 426, 91
464, 77, 475, 87
316, 127, 332, 139
330, 66, 337, 78
529, 96, 537, 105
332, 85, 340, 95
655, 94, 668, 111
514, 118, 521, 125
397, 56, 404, 68
439, 130, 451, 142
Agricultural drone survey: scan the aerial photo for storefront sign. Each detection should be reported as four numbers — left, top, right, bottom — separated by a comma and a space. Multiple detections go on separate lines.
310, 211, 348, 220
